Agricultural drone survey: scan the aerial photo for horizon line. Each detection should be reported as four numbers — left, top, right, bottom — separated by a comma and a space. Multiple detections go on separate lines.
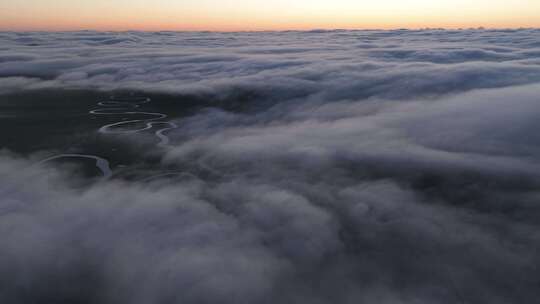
1, 26, 539, 33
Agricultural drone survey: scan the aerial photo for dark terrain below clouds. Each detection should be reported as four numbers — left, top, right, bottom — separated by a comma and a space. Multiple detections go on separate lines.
1, 29, 540, 304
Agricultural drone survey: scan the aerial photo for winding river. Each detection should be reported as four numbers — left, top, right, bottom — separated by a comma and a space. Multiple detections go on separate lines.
37, 95, 178, 180
37, 154, 113, 179
89, 96, 178, 147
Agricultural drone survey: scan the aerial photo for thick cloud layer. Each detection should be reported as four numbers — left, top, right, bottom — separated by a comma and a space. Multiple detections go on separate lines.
1, 29, 540, 304
1, 29, 540, 99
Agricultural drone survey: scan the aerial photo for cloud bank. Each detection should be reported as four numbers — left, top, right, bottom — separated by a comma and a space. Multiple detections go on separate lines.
1, 29, 540, 303
1, 29, 540, 99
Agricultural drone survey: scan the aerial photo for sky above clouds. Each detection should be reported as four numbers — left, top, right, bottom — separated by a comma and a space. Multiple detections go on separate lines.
1, 0, 540, 30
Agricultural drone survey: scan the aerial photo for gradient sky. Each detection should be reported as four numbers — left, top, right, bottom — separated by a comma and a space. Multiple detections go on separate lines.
1, 0, 540, 31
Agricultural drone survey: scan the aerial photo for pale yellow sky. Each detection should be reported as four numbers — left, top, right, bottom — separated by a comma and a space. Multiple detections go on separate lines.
1, 0, 539, 31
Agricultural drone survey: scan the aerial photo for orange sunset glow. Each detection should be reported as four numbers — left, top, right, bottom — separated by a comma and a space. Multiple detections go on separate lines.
1, 0, 540, 31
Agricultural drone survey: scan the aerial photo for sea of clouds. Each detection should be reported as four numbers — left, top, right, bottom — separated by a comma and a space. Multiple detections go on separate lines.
1, 29, 540, 303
